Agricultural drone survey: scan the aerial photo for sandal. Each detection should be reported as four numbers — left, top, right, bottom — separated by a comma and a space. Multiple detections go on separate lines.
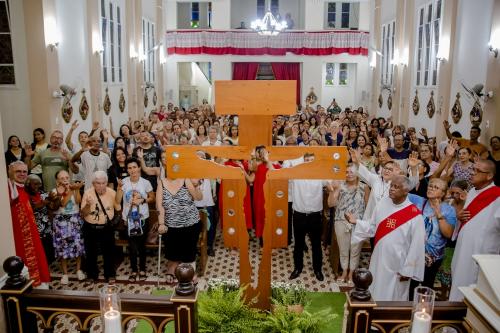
139, 271, 147, 281
165, 273, 178, 285
128, 273, 137, 283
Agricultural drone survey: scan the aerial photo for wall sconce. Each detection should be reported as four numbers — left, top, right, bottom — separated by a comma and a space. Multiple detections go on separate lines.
130, 45, 138, 59
138, 52, 147, 63
436, 36, 449, 61
369, 53, 376, 69
44, 17, 60, 51
160, 46, 167, 65
92, 31, 104, 55
391, 49, 408, 67
489, 29, 500, 58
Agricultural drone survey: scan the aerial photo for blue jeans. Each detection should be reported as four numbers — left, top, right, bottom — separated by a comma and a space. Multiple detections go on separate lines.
199, 206, 216, 249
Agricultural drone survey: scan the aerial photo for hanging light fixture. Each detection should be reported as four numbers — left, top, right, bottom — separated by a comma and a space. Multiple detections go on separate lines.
250, 7, 287, 36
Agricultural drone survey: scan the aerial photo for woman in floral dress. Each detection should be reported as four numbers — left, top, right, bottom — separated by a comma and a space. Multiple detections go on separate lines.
49, 170, 85, 285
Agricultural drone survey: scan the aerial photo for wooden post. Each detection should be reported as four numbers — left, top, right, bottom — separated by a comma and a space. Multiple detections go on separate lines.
170, 263, 198, 333
166, 80, 349, 309
345, 268, 377, 333
0, 256, 37, 333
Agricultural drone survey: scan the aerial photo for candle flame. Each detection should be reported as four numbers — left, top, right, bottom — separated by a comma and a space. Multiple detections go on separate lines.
422, 308, 426, 314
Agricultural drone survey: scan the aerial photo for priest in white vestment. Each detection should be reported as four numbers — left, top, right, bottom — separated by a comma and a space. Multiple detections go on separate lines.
450, 160, 500, 301
347, 176, 426, 301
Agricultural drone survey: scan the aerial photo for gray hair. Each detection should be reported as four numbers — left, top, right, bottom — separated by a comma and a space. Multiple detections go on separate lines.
92, 170, 108, 183
26, 174, 42, 183
393, 175, 411, 191
8, 160, 26, 169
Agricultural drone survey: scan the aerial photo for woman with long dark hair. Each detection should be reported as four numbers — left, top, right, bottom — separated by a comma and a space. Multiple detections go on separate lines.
5, 135, 27, 167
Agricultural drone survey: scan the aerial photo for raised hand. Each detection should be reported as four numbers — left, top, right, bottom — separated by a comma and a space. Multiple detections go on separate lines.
349, 147, 361, 166
71, 120, 79, 130
92, 121, 100, 130
61, 149, 71, 161
136, 147, 144, 160
117, 179, 123, 191
443, 120, 451, 130
419, 128, 427, 137
445, 140, 458, 157
378, 135, 388, 152
408, 151, 420, 168
101, 129, 109, 140
24, 142, 35, 156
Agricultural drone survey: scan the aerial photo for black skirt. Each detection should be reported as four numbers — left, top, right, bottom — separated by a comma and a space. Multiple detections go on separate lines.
164, 221, 202, 262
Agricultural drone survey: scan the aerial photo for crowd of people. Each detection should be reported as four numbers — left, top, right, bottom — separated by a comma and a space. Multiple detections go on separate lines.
6, 99, 499, 302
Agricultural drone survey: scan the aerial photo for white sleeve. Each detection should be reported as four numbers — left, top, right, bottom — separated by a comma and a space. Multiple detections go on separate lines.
357, 163, 379, 188
399, 216, 426, 280
351, 215, 376, 245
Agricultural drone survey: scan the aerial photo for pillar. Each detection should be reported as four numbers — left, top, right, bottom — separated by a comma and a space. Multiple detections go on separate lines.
398, 0, 416, 127
86, 0, 103, 125
23, 0, 61, 132
369, 0, 381, 117
483, 0, 500, 142
435, 0, 458, 142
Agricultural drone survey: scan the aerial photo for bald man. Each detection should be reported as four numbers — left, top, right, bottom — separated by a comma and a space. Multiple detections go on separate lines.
450, 159, 500, 301
347, 176, 426, 301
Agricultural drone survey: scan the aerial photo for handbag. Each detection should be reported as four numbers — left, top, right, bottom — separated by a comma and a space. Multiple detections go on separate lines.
95, 189, 122, 227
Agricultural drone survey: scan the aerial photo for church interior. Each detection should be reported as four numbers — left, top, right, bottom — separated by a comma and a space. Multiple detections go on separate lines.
0, 0, 499, 332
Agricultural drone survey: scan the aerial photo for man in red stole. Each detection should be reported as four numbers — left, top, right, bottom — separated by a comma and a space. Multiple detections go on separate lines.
450, 159, 500, 301
347, 176, 425, 301
8, 161, 50, 287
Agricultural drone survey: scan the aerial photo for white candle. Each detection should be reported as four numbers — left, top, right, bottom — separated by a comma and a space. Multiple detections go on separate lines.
410, 310, 432, 333
104, 309, 122, 333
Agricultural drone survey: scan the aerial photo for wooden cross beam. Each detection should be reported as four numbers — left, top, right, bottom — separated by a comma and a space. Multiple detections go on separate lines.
165, 81, 348, 309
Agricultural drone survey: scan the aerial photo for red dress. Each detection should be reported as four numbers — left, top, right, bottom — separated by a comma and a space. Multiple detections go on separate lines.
253, 162, 282, 238
219, 160, 253, 229
9, 183, 50, 286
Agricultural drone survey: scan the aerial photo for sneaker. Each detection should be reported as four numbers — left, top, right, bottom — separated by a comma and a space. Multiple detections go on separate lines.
77, 270, 86, 281
60, 274, 69, 285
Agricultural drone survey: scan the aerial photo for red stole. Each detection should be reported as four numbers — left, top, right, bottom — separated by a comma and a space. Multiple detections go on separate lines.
9, 185, 51, 286
459, 185, 500, 233
374, 204, 421, 247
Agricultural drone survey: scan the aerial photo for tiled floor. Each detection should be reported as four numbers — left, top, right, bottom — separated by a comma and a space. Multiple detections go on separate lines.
45, 229, 369, 332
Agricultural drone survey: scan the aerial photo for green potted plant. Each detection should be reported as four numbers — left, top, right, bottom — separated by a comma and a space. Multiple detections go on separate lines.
198, 285, 263, 333
271, 281, 308, 313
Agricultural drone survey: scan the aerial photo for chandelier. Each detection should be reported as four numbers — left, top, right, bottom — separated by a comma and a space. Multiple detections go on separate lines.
250, 9, 287, 36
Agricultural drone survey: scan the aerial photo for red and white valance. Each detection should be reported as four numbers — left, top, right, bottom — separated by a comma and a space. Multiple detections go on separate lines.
165, 30, 369, 56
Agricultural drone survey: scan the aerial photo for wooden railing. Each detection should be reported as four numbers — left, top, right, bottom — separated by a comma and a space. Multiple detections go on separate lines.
0, 256, 198, 333
345, 268, 470, 333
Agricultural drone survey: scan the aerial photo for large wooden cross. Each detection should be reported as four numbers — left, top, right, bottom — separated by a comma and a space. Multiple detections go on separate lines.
165, 81, 348, 309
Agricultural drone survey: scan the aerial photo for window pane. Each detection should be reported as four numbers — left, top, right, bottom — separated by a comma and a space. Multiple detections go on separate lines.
342, 3, 350, 11
436, 0, 441, 19
341, 13, 349, 28
0, 2, 10, 33
328, 3, 336, 12
0, 65, 15, 84
0, 34, 13, 63
271, 0, 279, 16
325, 63, 334, 85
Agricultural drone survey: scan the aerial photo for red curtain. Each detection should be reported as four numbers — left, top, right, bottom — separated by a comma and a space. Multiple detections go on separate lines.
232, 63, 259, 80
271, 63, 301, 105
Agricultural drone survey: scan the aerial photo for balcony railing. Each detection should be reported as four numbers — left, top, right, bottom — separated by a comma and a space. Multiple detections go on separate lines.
165, 29, 369, 56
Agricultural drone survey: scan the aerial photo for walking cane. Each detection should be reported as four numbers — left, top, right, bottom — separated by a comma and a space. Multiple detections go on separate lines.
157, 234, 162, 288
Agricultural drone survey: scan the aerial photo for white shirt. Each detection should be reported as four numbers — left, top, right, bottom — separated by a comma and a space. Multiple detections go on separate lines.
120, 177, 153, 220
79, 151, 112, 191
201, 139, 221, 146
283, 156, 304, 203
194, 179, 215, 207
291, 178, 328, 213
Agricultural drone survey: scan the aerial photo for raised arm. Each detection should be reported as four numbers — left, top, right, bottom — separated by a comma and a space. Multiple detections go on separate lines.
65, 120, 79, 152
443, 120, 453, 140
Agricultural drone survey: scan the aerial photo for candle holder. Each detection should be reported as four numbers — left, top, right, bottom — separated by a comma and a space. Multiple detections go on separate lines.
100, 285, 123, 333
410, 286, 435, 333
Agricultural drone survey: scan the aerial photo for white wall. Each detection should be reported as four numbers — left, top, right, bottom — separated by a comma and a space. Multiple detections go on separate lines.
164, 53, 369, 108
230, 0, 302, 30
55, 0, 93, 137
0, 0, 32, 144
321, 63, 358, 108
446, 0, 493, 140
